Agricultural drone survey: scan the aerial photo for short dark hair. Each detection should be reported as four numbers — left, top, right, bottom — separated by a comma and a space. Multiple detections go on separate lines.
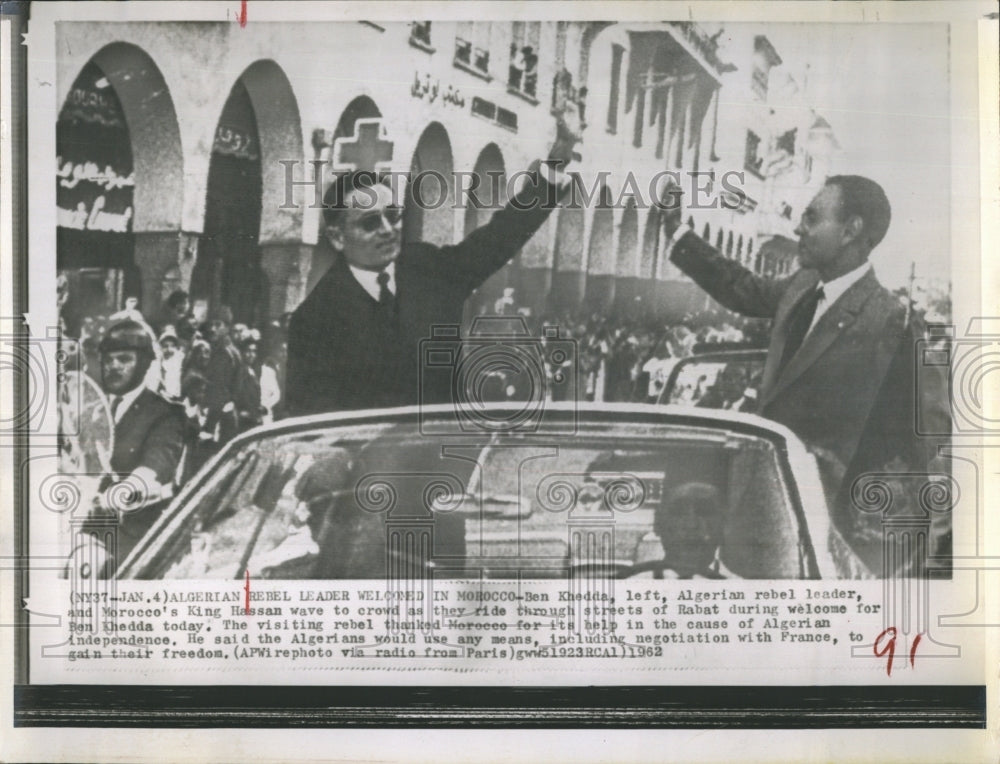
825, 175, 891, 252
322, 171, 393, 228
181, 371, 207, 398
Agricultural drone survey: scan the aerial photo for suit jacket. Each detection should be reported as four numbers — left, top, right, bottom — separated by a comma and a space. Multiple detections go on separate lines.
105, 387, 187, 561
670, 232, 945, 500
285, 171, 560, 416
235, 364, 263, 428
111, 387, 186, 485
204, 338, 243, 439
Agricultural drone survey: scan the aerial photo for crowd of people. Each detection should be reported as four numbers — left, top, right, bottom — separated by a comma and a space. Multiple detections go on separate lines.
481, 289, 769, 407
63, 287, 290, 479
534, 307, 766, 404
60, 278, 771, 485
54, 153, 952, 579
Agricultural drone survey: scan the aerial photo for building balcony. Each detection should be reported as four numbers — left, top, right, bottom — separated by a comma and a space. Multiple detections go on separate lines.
669, 21, 734, 79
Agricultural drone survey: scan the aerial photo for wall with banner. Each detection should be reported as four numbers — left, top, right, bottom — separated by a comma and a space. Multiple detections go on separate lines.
56, 61, 139, 333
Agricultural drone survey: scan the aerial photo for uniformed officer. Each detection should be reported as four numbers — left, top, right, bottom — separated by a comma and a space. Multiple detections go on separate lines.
94, 320, 186, 560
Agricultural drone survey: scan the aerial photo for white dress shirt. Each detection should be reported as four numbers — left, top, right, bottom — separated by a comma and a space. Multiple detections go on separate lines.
348, 260, 396, 302
109, 383, 146, 425
806, 261, 872, 335
345, 159, 567, 302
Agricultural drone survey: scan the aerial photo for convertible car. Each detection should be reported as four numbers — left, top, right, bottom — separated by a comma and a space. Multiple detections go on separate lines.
111, 404, 873, 580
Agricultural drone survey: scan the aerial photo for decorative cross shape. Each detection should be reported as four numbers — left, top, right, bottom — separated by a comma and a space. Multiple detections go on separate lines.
331, 118, 394, 174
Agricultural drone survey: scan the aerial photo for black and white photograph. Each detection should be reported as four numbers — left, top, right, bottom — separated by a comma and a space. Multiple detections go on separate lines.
1, 1, 997, 761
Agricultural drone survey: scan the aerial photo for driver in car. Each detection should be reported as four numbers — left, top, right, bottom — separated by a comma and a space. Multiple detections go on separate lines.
251, 451, 354, 578
654, 483, 734, 579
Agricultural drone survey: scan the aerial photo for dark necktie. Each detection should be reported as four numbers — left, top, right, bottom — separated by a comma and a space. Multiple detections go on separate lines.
376, 270, 394, 308
779, 286, 824, 370
110, 395, 121, 423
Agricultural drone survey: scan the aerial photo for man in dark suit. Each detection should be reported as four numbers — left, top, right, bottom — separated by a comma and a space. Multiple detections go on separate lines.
285, 116, 579, 416
663, 176, 949, 572
234, 336, 264, 432
93, 320, 186, 561
203, 308, 243, 442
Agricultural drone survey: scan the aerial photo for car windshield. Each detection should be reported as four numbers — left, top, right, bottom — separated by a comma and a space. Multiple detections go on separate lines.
132, 417, 809, 580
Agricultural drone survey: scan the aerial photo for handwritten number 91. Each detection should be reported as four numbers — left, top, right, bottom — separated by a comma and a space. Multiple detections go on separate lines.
874, 627, 923, 676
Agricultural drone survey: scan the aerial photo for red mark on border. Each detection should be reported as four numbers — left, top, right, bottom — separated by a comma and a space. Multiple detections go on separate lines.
238, 0, 248, 28
909, 632, 923, 668
874, 627, 897, 676
244, 569, 251, 614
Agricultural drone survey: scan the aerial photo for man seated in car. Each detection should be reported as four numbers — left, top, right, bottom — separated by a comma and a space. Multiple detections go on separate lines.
696, 364, 749, 411
251, 452, 355, 578
654, 482, 734, 579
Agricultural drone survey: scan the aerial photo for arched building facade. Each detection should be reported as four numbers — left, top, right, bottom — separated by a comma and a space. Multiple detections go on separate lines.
55, 20, 834, 330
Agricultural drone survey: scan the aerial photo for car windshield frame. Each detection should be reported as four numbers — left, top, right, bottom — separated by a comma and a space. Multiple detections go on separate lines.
116, 403, 828, 579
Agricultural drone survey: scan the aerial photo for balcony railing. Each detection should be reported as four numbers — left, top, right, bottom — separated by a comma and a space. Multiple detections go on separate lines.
671, 21, 728, 76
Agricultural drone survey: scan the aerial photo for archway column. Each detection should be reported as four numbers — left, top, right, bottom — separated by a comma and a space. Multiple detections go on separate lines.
584, 205, 618, 313
548, 205, 587, 316
515, 215, 555, 318
260, 240, 314, 322
133, 230, 199, 319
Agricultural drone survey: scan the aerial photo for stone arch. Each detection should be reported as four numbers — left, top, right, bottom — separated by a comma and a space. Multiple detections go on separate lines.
404, 122, 456, 247
195, 76, 265, 326
239, 60, 304, 244
639, 209, 660, 279
550, 206, 586, 313
584, 188, 616, 310
615, 199, 638, 278
57, 42, 184, 320
239, 60, 305, 323
588, 189, 615, 276
76, 42, 183, 233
